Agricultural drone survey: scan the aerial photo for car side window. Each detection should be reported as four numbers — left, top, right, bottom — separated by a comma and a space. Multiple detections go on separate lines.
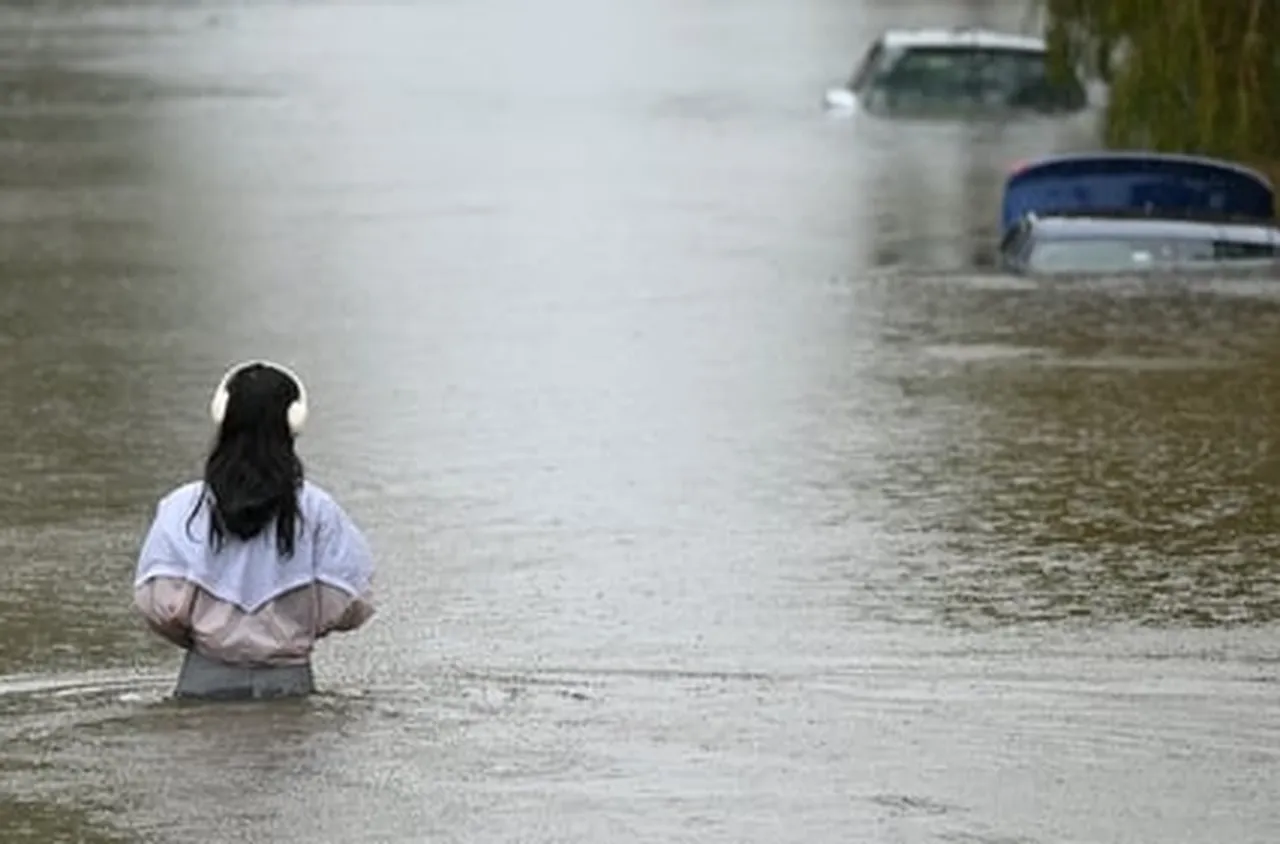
848, 42, 885, 92
1000, 220, 1030, 255
875, 47, 976, 102
1213, 240, 1277, 260
986, 50, 1086, 111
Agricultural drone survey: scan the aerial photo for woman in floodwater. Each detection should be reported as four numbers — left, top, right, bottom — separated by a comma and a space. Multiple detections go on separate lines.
133, 360, 376, 700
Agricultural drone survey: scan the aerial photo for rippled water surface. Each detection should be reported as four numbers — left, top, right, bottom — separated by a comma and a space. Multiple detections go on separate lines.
2, 1, 1280, 842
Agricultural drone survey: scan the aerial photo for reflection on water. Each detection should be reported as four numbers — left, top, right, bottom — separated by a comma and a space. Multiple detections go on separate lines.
873, 278, 1280, 627
858, 117, 1100, 271
0, 32, 201, 680
0, 798, 132, 844
3, 1, 1280, 843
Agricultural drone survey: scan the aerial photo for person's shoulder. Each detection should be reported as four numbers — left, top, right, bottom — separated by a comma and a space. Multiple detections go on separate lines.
144, 483, 205, 537
300, 481, 372, 557
156, 481, 205, 513
299, 480, 345, 517
300, 481, 369, 539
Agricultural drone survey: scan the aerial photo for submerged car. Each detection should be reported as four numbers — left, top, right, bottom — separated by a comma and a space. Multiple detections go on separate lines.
824, 27, 1088, 117
998, 152, 1280, 275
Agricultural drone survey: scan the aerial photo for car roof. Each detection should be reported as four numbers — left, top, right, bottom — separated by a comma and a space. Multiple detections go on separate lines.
1028, 215, 1280, 243
879, 27, 1047, 53
1000, 153, 1277, 235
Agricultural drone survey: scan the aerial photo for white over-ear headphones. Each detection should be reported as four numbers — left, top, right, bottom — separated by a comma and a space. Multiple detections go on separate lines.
209, 359, 309, 435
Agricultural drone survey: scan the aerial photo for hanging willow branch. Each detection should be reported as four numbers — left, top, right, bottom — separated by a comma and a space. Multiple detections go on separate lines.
1041, 0, 1280, 195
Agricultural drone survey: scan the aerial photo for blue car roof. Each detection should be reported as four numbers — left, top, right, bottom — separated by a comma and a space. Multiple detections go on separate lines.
1001, 152, 1276, 235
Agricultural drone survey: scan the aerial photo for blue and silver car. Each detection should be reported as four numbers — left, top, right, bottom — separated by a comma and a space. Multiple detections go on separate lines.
998, 152, 1280, 275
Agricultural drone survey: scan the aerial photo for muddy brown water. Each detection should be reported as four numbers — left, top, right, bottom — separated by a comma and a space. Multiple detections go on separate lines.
2, 1, 1280, 842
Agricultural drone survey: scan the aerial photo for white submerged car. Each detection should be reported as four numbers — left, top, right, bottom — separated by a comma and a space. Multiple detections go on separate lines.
824, 27, 1089, 118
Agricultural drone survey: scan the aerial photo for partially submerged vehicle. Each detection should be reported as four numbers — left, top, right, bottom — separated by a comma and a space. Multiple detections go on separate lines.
824, 27, 1088, 117
997, 152, 1280, 275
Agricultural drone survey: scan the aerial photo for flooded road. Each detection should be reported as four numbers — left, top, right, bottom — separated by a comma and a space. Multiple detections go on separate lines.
2, 0, 1280, 842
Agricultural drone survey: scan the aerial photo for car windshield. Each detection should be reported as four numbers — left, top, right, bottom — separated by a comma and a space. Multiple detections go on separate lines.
1027, 237, 1278, 274
869, 46, 1084, 112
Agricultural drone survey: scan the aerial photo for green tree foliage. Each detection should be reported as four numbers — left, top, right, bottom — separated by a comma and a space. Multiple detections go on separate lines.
1042, 0, 1279, 185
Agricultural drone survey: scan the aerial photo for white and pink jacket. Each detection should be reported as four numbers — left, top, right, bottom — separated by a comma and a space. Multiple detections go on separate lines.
133, 481, 376, 666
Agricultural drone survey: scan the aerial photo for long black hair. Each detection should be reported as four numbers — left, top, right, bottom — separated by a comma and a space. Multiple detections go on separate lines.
188, 363, 305, 557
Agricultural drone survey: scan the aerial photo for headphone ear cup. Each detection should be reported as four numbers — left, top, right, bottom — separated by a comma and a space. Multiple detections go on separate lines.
287, 399, 308, 435
210, 388, 230, 425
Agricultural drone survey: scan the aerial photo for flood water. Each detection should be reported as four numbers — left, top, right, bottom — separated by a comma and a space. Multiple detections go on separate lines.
2, 0, 1280, 842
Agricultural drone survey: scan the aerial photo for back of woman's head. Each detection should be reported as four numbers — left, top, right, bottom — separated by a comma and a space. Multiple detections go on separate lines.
195, 361, 308, 557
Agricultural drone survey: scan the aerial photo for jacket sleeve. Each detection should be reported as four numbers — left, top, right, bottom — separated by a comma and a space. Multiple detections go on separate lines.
133, 500, 196, 648
134, 577, 197, 648
313, 498, 377, 636
316, 583, 376, 635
